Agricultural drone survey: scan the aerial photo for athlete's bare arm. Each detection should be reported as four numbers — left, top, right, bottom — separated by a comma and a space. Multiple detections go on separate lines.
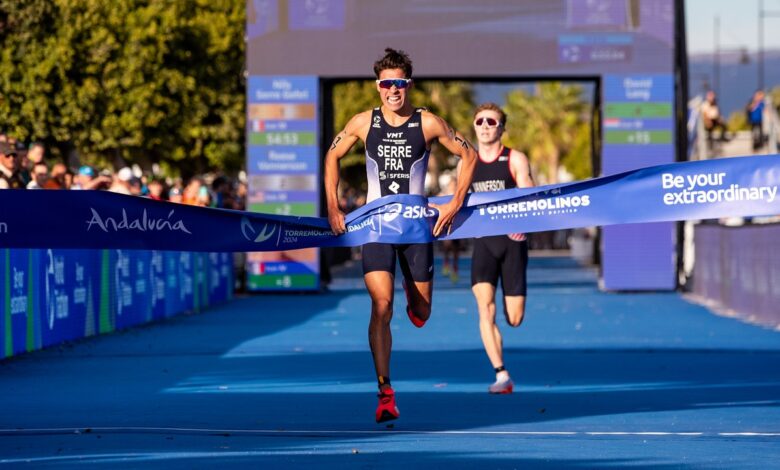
421, 111, 478, 237
509, 149, 534, 189
324, 111, 370, 234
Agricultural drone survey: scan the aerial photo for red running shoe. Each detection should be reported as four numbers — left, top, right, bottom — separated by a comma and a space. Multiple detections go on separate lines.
403, 281, 426, 328
375, 387, 400, 423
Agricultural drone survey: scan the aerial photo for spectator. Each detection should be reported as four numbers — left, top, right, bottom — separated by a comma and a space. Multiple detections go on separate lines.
43, 163, 69, 189
26, 162, 49, 189
72, 165, 112, 190
0, 142, 25, 189
109, 167, 134, 194
234, 181, 247, 210
183, 178, 210, 206
147, 179, 165, 200
128, 176, 143, 196
13, 142, 32, 186
700, 90, 729, 146
27, 142, 45, 166
747, 90, 766, 151
168, 186, 183, 203
211, 176, 230, 208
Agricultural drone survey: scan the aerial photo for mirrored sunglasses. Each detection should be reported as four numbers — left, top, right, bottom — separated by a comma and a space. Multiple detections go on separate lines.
376, 78, 412, 89
474, 117, 500, 128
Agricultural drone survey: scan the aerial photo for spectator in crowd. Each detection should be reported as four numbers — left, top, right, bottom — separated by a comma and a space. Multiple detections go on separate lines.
109, 167, 134, 194
168, 186, 184, 203
183, 178, 210, 206
21, 142, 45, 183
0, 142, 25, 189
71, 165, 112, 190
26, 162, 49, 189
43, 163, 69, 189
147, 179, 165, 200
701, 90, 729, 146
128, 176, 143, 196
747, 90, 766, 151
211, 176, 230, 208
27, 142, 45, 166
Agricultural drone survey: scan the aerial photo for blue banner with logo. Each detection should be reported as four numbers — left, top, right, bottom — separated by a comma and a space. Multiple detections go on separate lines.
1, 248, 233, 358
1, 155, 779, 252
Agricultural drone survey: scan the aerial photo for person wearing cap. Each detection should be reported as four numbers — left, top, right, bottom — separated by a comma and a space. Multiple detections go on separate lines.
168, 186, 184, 203
71, 165, 111, 190
109, 167, 134, 195
0, 141, 25, 189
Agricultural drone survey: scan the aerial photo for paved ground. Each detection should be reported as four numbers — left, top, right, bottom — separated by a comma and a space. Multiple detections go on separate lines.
1, 256, 778, 468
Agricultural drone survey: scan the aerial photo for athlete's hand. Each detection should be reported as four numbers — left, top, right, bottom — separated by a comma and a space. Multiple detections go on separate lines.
429, 200, 460, 237
328, 207, 347, 235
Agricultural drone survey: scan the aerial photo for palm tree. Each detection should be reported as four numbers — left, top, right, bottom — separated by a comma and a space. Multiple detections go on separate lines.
503, 82, 590, 184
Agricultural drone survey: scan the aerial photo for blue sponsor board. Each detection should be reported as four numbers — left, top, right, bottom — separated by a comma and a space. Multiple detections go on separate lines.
1, 248, 232, 359
5, 249, 35, 355
39, 249, 100, 347
248, 146, 319, 175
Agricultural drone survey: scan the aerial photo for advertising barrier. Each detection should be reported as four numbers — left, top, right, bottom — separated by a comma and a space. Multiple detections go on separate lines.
692, 223, 780, 327
1, 249, 233, 358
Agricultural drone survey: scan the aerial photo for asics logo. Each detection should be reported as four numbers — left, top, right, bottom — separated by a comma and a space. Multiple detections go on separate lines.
381, 203, 403, 222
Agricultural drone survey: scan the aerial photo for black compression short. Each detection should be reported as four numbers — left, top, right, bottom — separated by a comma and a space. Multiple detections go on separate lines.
470, 235, 528, 296
362, 242, 434, 282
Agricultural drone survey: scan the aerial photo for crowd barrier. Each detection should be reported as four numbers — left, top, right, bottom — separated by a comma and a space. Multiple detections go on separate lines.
692, 223, 780, 327
1, 249, 233, 358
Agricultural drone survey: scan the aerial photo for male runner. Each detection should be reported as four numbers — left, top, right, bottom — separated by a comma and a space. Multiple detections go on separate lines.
324, 48, 477, 422
469, 102, 534, 394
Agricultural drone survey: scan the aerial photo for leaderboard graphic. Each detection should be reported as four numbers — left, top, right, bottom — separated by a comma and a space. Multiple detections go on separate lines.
246, 76, 320, 291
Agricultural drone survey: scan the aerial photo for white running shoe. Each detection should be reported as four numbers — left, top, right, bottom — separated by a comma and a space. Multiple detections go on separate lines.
488, 378, 514, 394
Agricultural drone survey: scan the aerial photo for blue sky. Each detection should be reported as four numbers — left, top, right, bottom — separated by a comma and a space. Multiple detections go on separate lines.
686, 0, 780, 53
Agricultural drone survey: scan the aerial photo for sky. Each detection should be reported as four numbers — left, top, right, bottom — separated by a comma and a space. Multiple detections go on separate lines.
686, 0, 780, 54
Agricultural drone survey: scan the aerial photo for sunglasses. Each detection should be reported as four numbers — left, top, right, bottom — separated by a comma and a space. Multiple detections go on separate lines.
376, 78, 412, 89
474, 117, 501, 128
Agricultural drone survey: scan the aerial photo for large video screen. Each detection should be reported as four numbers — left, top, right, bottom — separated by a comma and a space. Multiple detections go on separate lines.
248, 0, 673, 76
246, 0, 679, 291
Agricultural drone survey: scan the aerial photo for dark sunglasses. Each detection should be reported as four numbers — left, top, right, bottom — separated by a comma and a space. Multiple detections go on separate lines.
474, 117, 501, 128
376, 78, 412, 89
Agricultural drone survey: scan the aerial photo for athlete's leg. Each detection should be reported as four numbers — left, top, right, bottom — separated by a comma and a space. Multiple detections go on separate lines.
503, 295, 526, 327
501, 239, 529, 327
364, 270, 395, 386
472, 282, 504, 368
398, 243, 433, 324
471, 237, 504, 368
362, 243, 397, 388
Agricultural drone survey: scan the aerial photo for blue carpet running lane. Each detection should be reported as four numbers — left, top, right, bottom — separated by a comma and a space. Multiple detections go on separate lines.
0, 257, 778, 468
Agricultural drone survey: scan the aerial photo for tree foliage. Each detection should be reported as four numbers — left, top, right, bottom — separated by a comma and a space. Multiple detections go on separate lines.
0, 0, 245, 176
503, 83, 591, 184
